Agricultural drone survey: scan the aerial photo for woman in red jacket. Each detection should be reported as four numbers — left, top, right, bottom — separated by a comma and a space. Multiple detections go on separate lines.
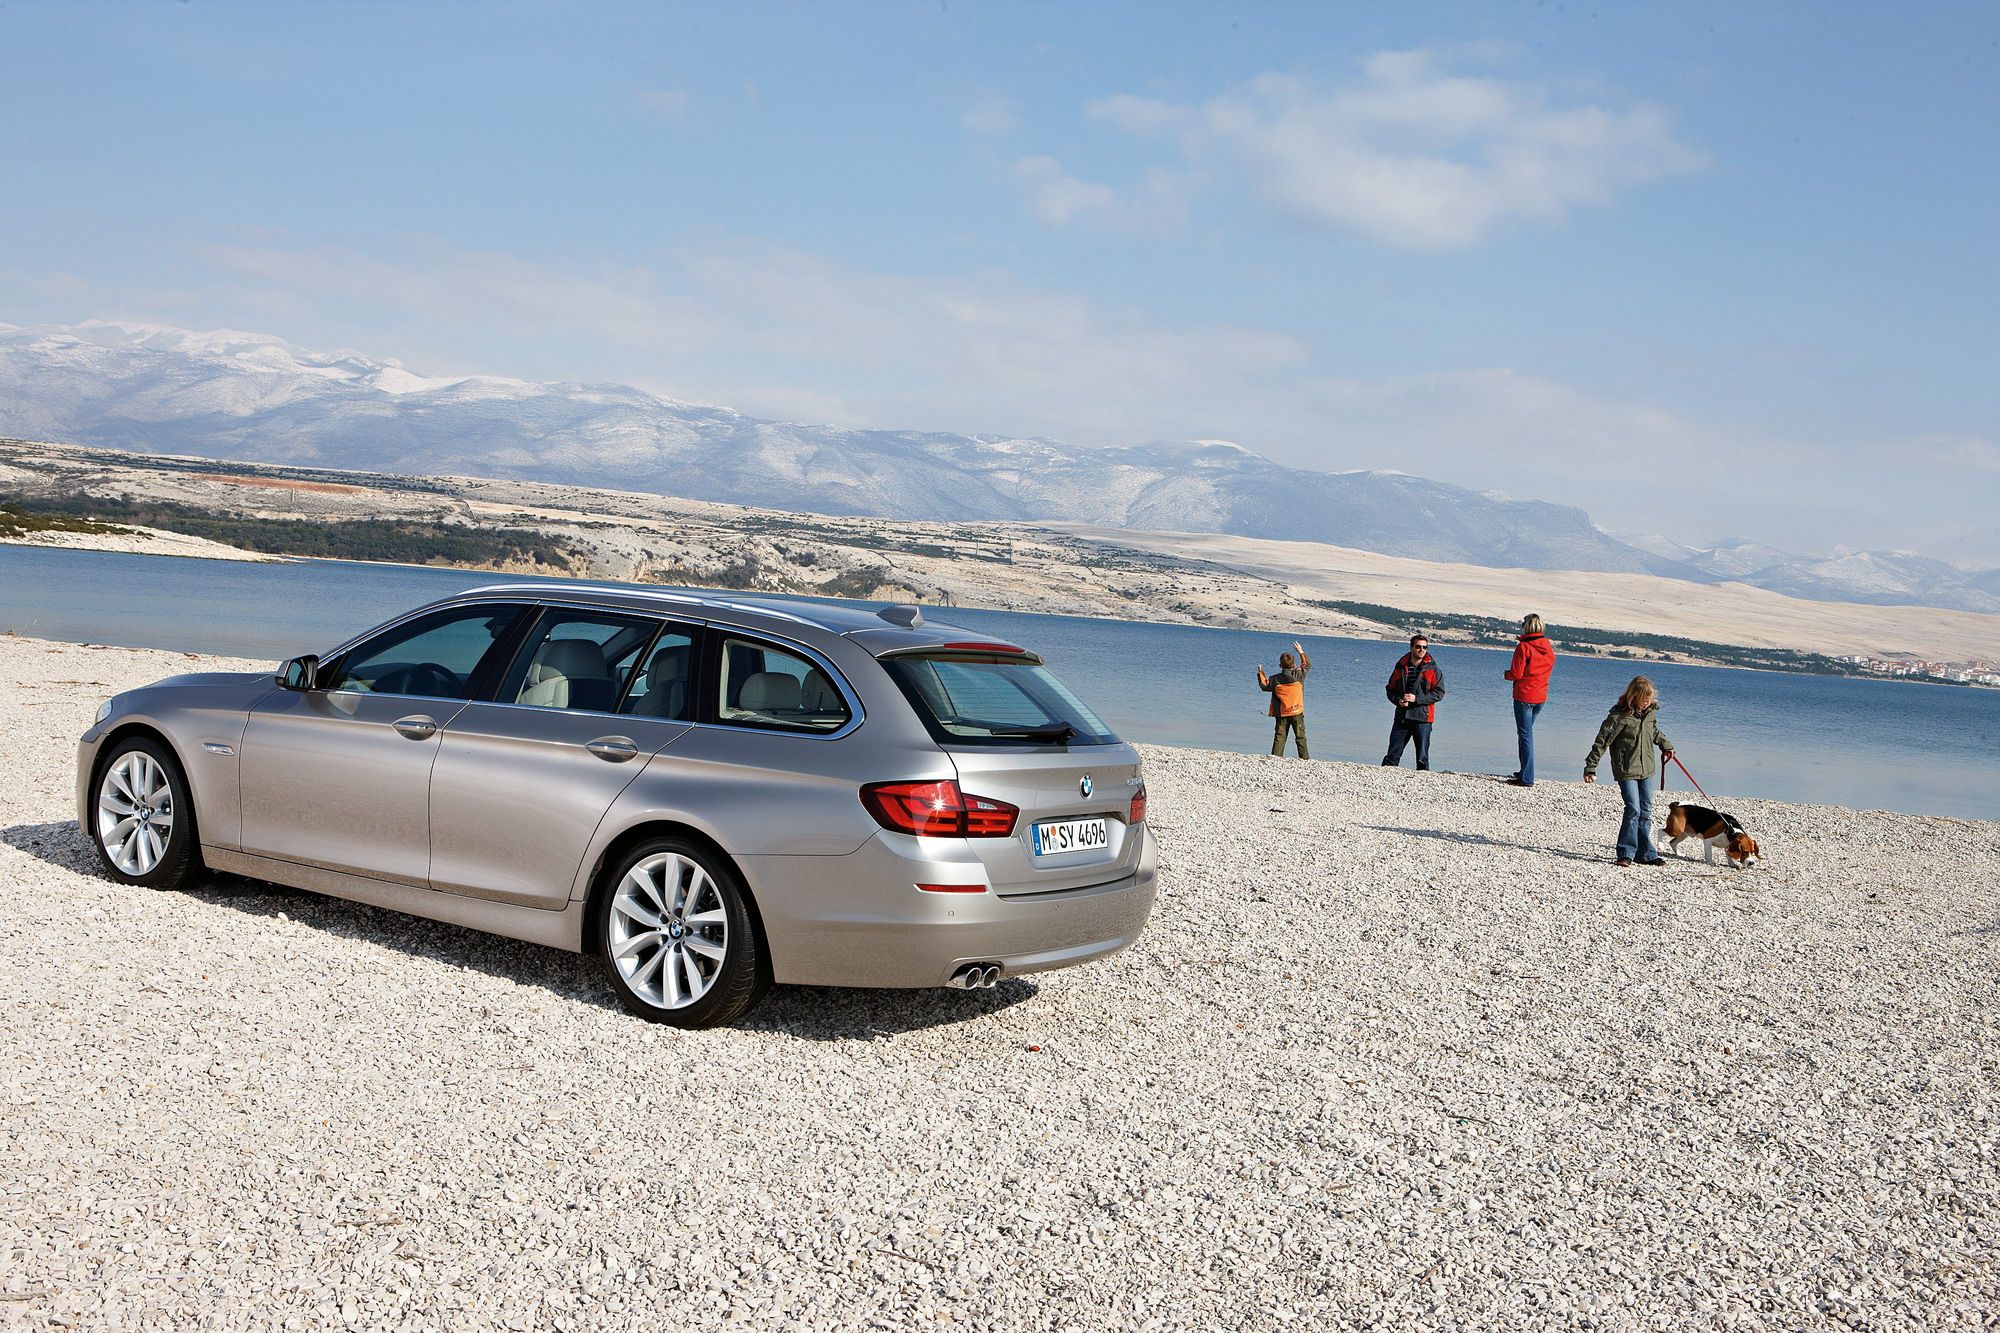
1503, 614, 1554, 787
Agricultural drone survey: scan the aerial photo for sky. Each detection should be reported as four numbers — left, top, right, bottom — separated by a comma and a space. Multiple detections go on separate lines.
2, 1, 1997, 563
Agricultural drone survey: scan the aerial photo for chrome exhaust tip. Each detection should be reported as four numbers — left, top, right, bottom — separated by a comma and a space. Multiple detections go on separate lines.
949, 962, 1003, 990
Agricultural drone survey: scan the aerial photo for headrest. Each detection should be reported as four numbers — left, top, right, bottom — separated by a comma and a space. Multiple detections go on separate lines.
647, 642, 689, 682
799, 667, 841, 711
740, 671, 801, 712
527, 638, 610, 684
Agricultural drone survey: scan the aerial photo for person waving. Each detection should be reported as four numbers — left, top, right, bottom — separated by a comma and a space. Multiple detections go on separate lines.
1257, 641, 1312, 760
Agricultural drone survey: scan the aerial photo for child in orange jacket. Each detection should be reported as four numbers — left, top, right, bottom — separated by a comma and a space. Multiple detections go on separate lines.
1256, 641, 1312, 759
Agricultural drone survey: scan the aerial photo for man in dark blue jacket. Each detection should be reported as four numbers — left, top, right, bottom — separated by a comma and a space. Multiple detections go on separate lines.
1382, 635, 1446, 771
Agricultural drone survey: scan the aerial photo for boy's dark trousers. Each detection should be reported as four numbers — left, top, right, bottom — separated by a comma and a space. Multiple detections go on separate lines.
1271, 713, 1309, 759
1382, 718, 1432, 770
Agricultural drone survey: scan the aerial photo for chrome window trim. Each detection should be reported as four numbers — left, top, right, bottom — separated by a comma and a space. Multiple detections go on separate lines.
312, 593, 869, 739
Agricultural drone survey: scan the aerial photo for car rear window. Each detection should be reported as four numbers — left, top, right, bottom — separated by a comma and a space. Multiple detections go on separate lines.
882, 654, 1119, 747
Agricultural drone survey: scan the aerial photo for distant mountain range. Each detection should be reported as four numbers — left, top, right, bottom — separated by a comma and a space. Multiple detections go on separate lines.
2, 319, 1995, 613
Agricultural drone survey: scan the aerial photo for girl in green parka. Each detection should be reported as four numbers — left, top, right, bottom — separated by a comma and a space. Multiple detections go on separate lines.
1584, 675, 1676, 866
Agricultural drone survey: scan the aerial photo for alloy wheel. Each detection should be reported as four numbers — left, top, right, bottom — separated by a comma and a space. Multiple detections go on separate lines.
607, 851, 730, 1009
98, 750, 175, 877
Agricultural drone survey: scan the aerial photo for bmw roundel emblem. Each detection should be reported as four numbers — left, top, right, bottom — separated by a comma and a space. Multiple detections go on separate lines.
1079, 774, 1093, 798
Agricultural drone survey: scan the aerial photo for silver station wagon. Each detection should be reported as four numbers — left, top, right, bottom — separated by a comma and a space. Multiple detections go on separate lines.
76, 586, 1159, 1026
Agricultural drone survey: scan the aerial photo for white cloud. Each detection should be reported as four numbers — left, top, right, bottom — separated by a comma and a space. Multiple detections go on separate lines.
189, 234, 1305, 442
1071, 49, 1705, 250
672, 240, 1307, 438
197, 240, 715, 361
1011, 155, 1118, 225
636, 88, 689, 116
1009, 156, 1196, 232
961, 96, 1016, 135
1906, 433, 2000, 473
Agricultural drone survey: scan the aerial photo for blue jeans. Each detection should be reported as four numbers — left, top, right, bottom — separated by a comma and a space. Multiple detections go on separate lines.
1513, 700, 1542, 785
1617, 776, 1656, 861
1383, 718, 1432, 769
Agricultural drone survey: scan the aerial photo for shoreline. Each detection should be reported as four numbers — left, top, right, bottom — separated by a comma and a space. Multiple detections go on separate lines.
6, 529, 1994, 692
7, 437, 1998, 683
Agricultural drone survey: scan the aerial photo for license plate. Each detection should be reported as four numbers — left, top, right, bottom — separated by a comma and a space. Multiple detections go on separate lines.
1031, 817, 1108, 856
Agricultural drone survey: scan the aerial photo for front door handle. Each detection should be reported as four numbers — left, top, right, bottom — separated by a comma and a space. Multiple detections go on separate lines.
586, 736, 640, 762
392, 715, 439, 740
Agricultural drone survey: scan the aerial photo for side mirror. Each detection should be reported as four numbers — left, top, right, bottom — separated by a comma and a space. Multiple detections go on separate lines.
278, 654, 321, 691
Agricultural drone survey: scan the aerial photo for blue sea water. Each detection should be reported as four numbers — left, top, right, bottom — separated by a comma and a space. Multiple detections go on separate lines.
3, 544, 1995, 821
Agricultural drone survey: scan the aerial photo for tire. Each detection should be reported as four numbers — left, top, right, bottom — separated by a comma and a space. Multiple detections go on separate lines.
91, 735, 203, 891
594, 836, 766, 1028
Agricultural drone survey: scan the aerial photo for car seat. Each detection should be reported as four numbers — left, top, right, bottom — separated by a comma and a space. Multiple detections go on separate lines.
631, 642, 690, 719
519, 638, 617, 711
737, 671, 801, 718
799, 667, 843, 715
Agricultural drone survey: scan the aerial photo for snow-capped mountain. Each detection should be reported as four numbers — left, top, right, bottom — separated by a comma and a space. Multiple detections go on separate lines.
0, 320, 1667, 572
1680, 540, 2000, 614
2, 319, 1994, 609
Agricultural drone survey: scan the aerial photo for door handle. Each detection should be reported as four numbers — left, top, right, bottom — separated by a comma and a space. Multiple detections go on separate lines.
392, 715, 439, 740
586, 736, 640, 762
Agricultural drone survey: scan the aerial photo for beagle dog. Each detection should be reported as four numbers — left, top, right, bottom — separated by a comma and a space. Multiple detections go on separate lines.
1663, 802, 1761, 868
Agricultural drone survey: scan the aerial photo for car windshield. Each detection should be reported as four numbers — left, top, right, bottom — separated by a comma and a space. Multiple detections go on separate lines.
882, 654, 1119, 747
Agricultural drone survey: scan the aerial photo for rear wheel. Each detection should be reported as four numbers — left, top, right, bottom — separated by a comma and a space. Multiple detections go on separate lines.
92, 736, 203, 891
595, 837, 765, 1028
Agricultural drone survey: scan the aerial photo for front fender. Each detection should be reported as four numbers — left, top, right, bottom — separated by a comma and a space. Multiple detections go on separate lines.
76, 682, 274, 851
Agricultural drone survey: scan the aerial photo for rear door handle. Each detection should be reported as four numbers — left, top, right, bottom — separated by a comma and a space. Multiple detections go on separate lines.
392, 715, 439, 740
586, 736, 640, 762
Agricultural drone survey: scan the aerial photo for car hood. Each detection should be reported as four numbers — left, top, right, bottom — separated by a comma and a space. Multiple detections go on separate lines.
145, 670, 276, 690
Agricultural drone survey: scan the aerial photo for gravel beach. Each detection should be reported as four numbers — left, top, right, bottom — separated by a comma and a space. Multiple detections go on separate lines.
3, 635, 1996, 1331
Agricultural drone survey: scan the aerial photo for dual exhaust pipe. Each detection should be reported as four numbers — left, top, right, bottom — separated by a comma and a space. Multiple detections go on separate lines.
948, 962, 1004, 990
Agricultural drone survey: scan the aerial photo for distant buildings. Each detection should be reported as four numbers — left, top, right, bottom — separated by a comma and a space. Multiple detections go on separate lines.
1836, 653, 2000, 687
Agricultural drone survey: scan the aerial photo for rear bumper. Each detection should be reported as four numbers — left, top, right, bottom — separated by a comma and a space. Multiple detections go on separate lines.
740, 826, 1159, 988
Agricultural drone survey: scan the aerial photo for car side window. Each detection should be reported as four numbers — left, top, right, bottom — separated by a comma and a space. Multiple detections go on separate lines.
499, 611, 665, 714
716, 636, 851, 734
620, 628, 696, 721
323, 606, 526, 700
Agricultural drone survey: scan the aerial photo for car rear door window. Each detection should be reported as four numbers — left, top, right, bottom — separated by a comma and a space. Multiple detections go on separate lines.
498, 610, 668, 714
716, 636, 851, 733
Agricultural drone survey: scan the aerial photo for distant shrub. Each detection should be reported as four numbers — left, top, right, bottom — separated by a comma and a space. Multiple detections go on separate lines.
1, 495, 578, 568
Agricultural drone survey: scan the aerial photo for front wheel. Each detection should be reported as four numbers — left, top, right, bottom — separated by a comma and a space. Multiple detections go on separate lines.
594, 837, 765, 1028
92, 736, 203, 891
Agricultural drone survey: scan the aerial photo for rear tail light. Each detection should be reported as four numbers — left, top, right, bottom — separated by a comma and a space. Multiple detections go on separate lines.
1129, 783, 1148, 824
860, 780, 1020, 838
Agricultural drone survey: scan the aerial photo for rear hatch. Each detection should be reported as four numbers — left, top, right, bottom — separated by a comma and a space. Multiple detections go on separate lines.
875, 644, 1147, 897
945, 744, 1146, 896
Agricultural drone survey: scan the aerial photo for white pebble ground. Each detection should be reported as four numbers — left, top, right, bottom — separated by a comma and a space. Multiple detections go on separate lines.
2, 637, 1995, 1331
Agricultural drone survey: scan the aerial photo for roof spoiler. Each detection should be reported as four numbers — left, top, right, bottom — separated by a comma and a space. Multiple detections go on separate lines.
875, 640, 1044, 666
